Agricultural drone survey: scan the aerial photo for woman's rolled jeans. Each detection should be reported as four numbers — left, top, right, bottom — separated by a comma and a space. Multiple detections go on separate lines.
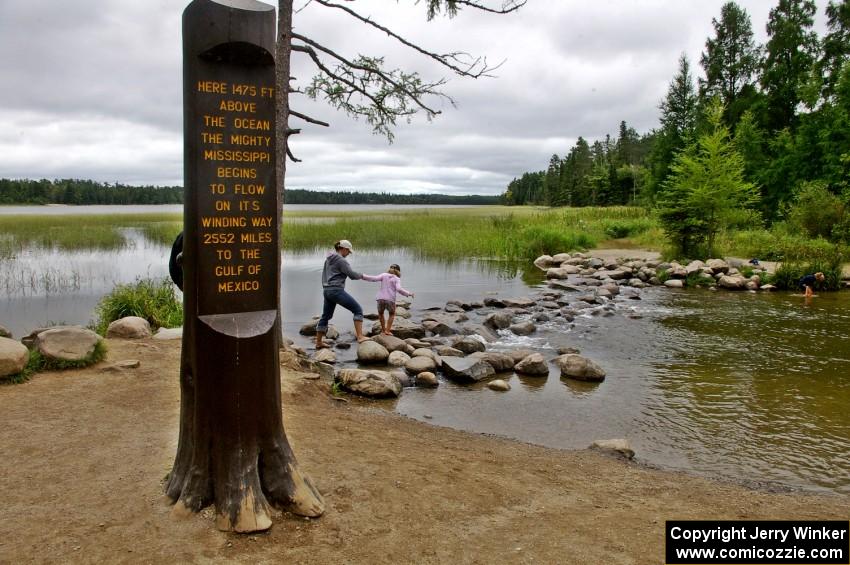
316, 287, 363, 332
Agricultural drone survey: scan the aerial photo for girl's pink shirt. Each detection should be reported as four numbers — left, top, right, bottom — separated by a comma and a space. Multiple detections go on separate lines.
361, 273, 411, 302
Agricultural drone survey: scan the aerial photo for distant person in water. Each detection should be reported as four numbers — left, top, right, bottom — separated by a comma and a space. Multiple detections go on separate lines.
362, 264, 414, 336
798, 272, 825, 297
315, 239, 373, 348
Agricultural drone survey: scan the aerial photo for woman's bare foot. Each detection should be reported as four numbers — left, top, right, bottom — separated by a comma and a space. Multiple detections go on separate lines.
315, 342, 331, 350
356, 336, 370, 343
382, 331, 393, 336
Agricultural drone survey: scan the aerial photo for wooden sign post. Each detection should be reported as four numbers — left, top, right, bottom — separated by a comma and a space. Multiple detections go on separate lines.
166, 0, 324, 532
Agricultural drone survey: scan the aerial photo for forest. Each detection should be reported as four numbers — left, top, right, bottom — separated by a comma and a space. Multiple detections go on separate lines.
502, 0, 849, 254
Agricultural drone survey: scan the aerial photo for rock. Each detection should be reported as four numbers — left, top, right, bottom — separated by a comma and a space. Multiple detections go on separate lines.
587, 258, 604, 269
664, 279, 684, 289
0, 337, 29, 377
685, 260, 705, 274
487, 379, 511, 392
483, 311, 513, 330
356, 340, 390, 364
444, 302, 465, 313
0, 325, 11, 338
405, 338, 431, 349
509, 321, 536, 336
372, 334, 408, 352
668, 265, 687, 279
335, 342, 352, 350
514, 353, 549, 376
590, 439, 635, 460
405, 355, 437, 375
554, 354, 606, 382
760, 284, 777, 291
395, 307, 411, 319
556, 346, 580, 355
422, 320, 457, 336
745, 280, 759, 291
153, 327, 183, 340
299, 321, 319, 336
548, 280, 583, 292
483, 297, 505, 308
415, 371, 438, 387
314, 348, 337, 364
434, 345, 464, 357
451, 336, 486, 354
503, 297, 536, 309
106, 316, 152, 339
537, 300, 560, 310
35, 327, 101, 363
706, 258, 729, 274
113, 359, 141, 369
441, 357, 495, 383
545, 267, 570, 280
551, 253, 571, 264
468, 351, 515, 372
533, 255, 554, 270
21, 326, 74, 349
387, 349, 410, 365
532, 313, 551, 323
505, 348, 536, 364
717, 275, 747, 290
390, 369, 413, 387
606, 270, 628, 281
459, 324, 500, 342
369, 318, 425, 339
300, 359, 335, 380
336, 368, 401, 398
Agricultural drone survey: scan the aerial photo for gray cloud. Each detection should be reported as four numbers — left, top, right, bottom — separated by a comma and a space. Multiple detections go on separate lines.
0, 0, 831, 195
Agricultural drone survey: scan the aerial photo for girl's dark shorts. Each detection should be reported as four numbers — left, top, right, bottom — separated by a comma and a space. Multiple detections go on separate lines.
377, 299, 396, 315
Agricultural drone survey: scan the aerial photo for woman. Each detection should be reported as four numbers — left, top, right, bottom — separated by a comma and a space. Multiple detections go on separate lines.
315, 239, 372, 348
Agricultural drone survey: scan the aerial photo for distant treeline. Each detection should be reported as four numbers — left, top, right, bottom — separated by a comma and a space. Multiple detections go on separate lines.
284, 189, 500, 205
0, 179, 500, 206
0, 179, 183, 205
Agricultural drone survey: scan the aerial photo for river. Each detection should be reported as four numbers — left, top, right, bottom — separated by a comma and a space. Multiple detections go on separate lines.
1, 206, 849, 494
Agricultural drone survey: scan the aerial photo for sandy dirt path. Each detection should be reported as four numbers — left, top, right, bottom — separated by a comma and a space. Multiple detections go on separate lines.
1, 338, 847, 564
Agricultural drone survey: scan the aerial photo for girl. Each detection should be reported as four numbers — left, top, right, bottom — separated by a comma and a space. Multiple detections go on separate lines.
315, 240, 373, 348
362, 264, 414, 336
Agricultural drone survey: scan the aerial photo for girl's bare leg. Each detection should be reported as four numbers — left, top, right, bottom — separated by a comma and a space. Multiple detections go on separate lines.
385, 313, 396, 335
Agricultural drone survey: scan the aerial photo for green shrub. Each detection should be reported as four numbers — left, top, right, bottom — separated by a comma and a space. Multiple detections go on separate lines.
517, 226, 593, 260
772, 259, 843, 291
785, 181, 847, 241
94, 277, 183, 334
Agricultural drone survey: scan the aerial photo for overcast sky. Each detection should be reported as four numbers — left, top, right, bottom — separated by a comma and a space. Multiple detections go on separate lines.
0, 0, 831, 195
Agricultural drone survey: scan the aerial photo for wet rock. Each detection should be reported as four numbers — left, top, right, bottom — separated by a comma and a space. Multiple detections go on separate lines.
484, 311, 513, 330
547, 280, 583, 292
0, 337, 29, 377
664, 279, 684, 289
503, 297, 536, 309
390, 369, 413, 387
334, 342, 352, 350
422, 320, 457, 337
36, 327, 101, 363
441, 357, 495, 383
434, 345, 465, 357
514, 353, 549, 376
505, 348, 536, 364
532, 313, 551, 323
405, 355, 437, 375
369, 318, 425, 340
411, 348, 441, 368
388, 350, 411, 367
556, 346, 580, 355
421, 336, 447, 346
551, 253, 571, 264
587, 258, 604, 269
444, 302, 465, 313
314, 348, 337, 364
533, 255, 554, 270
554, 354, 606, 382
405, 338, 431, 349
356, 340, 390, 364
451, 336, 486, 354
373, 334, 408, 352
415, 371, 438, 387
537, 300, 560, 310
509, 321, 536, 336
483, 297, 506, 308
459, 324, 500, 342
468, 351, 515, 372
487, 379, 511, 392
336, 368, 401, 398
606, 270, 629, 281
590, 438, 634, 460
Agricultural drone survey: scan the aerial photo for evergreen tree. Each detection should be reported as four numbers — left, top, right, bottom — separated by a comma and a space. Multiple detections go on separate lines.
543, 154, 563, 206
658, 101, 760, 256
760, 0, 819, 132
819, 0, 850, 99
699, 2, 760, 126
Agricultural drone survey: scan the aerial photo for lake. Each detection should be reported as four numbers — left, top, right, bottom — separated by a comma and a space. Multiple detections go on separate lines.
1, 206, 849, 495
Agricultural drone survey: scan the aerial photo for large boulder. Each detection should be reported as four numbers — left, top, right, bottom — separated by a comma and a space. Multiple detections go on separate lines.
717, 275, 747, 290
468, 351, 515, 373
509, 321, 536, 336
106, 316, 152, 339
451, 336, 486, 354
372, 334, 408, 352
514, 353, 549, 376
336, 369, 401, 398
370, 318, 425, 339
483, 311, 513, 330
405, 355, 437, 375
554, 354, 606, 382
356, 340, 390, 364
0, 337, 29, 377
706, 258, 729, 274
35, 327, 101, 363
664, 279, 684, 289
533, 255, 554, 270
441, 357, 495, 383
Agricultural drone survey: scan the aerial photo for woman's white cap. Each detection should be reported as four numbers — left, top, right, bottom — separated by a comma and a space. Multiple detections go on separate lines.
338, 239, 354, 252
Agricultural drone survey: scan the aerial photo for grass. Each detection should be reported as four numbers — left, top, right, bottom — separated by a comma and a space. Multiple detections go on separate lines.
93, 277, 183, 335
